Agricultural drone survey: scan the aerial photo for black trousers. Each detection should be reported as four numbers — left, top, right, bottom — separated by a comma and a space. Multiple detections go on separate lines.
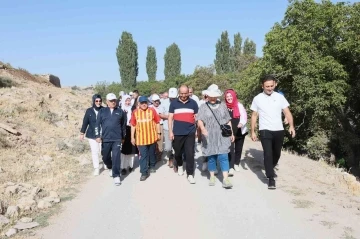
173, 133, 195, 176
102, 141, 121, 177
228, 136, 246, 168
259, 130, 284, 179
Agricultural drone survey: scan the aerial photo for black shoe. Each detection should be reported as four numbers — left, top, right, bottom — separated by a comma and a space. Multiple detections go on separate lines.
268, 178, 276, 190
128, 167, 133, 173
121, 169, 127, 175
149, 168, 156, 174
140, 174, 149, 181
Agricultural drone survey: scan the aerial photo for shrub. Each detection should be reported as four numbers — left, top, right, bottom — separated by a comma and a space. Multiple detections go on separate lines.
0, 76, 15, 88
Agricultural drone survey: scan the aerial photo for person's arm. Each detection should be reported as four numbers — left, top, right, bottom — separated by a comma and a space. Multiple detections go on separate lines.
283, 107, 295, 137
251, 111, 258, 141
130, 111, 137, 145
238, 103, 247, 128
80, 109, 89, 140
197, 120, 208, 136
168, 113, 174, 140
121, 110, 127, 139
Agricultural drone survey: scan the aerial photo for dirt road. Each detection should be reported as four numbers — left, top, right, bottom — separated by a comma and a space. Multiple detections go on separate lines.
37, 138, 360, 239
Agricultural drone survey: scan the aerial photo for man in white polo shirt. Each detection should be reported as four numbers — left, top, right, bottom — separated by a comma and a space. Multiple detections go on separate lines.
250, 75, 295, 190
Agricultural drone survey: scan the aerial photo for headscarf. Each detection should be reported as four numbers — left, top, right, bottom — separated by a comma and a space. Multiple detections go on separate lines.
224, 89, 240, 118
121, 95, 132, 125
92, 94, 102, 111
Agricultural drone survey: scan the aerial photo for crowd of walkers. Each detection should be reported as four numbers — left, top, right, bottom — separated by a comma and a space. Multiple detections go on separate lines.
80, 75, 295, 190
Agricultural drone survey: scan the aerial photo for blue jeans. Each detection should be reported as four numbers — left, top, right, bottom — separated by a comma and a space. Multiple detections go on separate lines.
138, 143, 156, 176
207, 154, 229, 172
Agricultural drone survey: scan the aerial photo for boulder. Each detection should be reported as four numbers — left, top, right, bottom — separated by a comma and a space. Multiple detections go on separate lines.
5, 206, 19, 219
5, 185, 18, 196
37, 200, 52, 209
38, 74, 61, 88
5, 228, 17, 237
19, 217, 33, 223
17, 197, 37, 212
41, 155, 53, 162
13, 221, 39, 230
49, 191, 59, 198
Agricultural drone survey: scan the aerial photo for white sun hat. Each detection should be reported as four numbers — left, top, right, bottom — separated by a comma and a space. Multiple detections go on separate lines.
151, 94, 160, 102
205, 84, 222, 97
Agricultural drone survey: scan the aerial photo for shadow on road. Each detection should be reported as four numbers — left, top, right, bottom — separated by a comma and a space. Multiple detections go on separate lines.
243, 148, 268, 184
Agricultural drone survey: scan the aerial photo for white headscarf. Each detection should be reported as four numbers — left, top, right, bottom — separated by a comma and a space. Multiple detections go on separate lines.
121, 95, 132, 125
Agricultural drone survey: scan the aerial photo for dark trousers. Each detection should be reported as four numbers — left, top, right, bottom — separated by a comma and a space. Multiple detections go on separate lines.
138, 143, 156, 176
228, 136, 246, 168
173, 133, 195, 176
102, 141, 121, 177
259, 130, 284, 178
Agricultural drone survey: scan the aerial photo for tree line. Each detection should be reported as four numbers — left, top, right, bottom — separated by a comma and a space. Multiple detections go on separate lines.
95, 0, 360, 177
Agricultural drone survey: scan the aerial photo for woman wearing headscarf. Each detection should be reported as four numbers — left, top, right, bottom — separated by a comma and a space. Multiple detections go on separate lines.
224, 89, 248, 175
120, 94, 138, 175
197, 84, 234, 189
80, 94, 104, 176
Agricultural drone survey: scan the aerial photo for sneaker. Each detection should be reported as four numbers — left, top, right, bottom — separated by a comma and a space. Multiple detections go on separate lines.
228, 168, 235, 177
214, 169, 218, 175
234, 164, 240, 172
222, 178, 233, 189
187, 175, 196, 184
178, 166, 184, 176
168, 159, 174, 168
93, 168, 100, 176
268, 178, 276, 190
209, 176, 216, 186
108, 169, 112, 177
128, 167, 133, 173
140, 174, 149, 181
149, 168, 156, 174
121, 169, 127, 175
201, 162, 207, 171
114, 177, 121, 186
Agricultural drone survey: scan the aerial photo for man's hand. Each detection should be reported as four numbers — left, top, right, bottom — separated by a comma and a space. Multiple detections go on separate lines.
289, 127, 296, 138
251, 132, 258, 141
157, 134, 161, 141
169, 131, 174, 141
230, 135, 235, 142
80, 134, 84, 140
201, 127, 208, 137
96, 138, 101, 143
131, 138, 136, 146
237, 123, 243, 128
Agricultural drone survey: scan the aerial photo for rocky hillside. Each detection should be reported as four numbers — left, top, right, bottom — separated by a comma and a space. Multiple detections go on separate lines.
0, 66, 95, 238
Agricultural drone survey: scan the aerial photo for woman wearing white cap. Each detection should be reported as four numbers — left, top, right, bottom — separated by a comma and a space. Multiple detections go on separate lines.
197, 84, 234, 188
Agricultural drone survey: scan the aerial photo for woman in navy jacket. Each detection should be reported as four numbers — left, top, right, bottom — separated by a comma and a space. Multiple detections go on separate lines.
80, 94, 104, 176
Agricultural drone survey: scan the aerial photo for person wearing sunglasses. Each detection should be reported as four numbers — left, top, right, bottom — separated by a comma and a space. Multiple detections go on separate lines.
80, 94, 104, 176
95, 93, 127, 186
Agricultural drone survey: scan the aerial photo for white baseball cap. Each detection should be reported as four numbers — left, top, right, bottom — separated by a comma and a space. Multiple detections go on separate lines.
129, 91, 133, 96
151, 94, 160, 101
168, 88, 178, 98
106, 93, 117, 101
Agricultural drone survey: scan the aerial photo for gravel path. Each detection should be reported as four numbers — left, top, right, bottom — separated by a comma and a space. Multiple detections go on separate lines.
37, 138, 359, 239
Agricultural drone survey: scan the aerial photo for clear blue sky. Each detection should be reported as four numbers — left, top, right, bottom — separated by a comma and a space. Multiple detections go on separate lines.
0, 0, 352, 87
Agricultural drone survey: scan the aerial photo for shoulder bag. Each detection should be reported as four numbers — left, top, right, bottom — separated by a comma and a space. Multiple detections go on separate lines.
206, 103, 232, 137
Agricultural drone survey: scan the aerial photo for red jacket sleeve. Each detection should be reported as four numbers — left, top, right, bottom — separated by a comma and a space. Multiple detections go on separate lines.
130, 111, 137, 126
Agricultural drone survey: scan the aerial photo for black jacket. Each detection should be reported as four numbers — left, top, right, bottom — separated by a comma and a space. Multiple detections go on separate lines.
95, 107, 127, 142
80, 107, 104, 139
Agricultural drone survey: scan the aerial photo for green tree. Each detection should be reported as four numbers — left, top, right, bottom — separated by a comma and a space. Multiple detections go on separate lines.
230, 33, 243, 71
146, 46, 157, 82
243, 38, 256, 55
116, 31, 138, 90
164, 43, 181, 80
214, 31, 231, 74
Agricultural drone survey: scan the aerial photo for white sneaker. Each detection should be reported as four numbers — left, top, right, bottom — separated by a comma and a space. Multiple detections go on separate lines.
229, 168, 235, 176
108, 169, 112, 177
93, 168, 100, 176
103, 164, 108, 170
114, 177, 121, 186
201, 162, 207, 171
178, 166, 184, 176
234, 164, 240, 172
187, 175, 196, 184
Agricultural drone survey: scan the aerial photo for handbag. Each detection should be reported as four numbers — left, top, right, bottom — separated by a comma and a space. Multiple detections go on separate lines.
206, 103, 232, 137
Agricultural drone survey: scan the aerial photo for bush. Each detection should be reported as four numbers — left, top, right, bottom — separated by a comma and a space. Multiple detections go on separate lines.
0, 76, 15, 88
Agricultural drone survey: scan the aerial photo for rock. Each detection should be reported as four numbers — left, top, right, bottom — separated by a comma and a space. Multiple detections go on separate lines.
54, 198, 61, 203
0, 215, 10, 228
5, 206, 19, 219
41, 155, 53, 162
19, 217, 33, 223
47, 93, 52, 99
38, 74, 61, 88
0, 200, 7, 214
5, 186, 19, 196
5, 228, 17, 237
17, 197, 36, 212
49, 191, 59, 198
31, 186, 41, 196
37, 200, 52, 209
77, 155, 91, 166
5, 182, 15, 187
13, 221, 39, 230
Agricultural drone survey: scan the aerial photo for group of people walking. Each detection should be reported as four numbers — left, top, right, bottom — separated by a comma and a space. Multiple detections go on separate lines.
80, 75, 295, 189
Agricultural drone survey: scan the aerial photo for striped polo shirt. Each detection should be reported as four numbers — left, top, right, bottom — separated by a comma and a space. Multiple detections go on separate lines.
130, 107, 160, 146
169, 98, 198, 135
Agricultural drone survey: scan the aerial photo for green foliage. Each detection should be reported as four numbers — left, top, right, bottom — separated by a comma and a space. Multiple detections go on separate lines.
214, 31, 231, 74
116, 31, 138, 89
94, 81, 123, 98
0, 76, 15, 88
230, 33, 243, 72
136, 81, 167, 97
146, 46, 157, 81
164, 43, 181, 80
243, 38, 256, 55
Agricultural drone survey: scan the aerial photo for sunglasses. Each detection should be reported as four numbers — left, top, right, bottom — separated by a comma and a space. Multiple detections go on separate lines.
109, 99, 117, 103
95, 100, 102, 102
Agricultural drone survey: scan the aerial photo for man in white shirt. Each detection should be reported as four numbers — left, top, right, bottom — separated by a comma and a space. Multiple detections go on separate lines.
189, 87, 200, 106
250, 75, 295, 190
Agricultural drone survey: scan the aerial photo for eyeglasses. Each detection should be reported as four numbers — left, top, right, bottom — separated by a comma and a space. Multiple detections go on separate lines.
95, 100, 102, 102
109, 100, 116, 103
